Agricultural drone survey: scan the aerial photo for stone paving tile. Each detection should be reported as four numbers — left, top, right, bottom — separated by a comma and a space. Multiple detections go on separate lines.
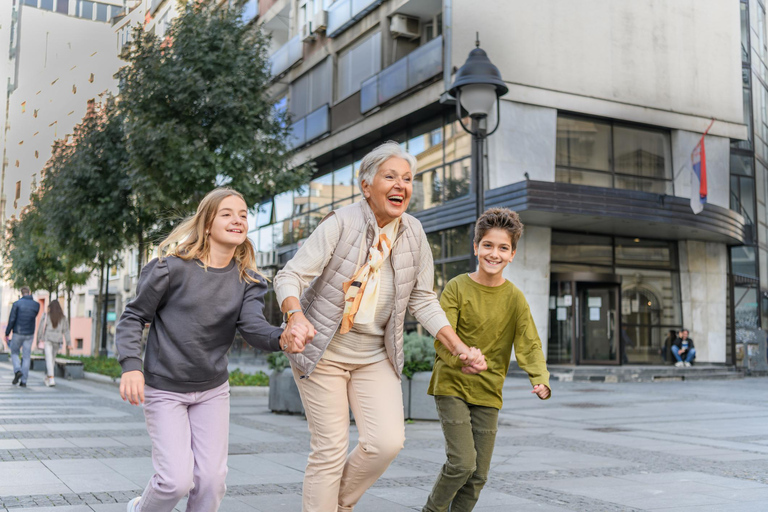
3, 370, 768, 511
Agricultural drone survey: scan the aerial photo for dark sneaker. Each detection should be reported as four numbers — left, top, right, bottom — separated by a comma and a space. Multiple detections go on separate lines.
19, 382, 26, 387
12, 371, 22, 385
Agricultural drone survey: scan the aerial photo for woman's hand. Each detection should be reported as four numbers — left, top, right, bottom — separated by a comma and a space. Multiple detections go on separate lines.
119, 371, 145, 406
281, 319, 315, 353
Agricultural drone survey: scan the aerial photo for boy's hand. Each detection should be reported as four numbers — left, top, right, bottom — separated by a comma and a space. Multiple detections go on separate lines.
532, 384, 550, 399
460, 352, 487, 374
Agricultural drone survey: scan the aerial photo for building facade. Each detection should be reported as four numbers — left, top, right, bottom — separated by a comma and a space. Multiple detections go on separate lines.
248, 0, 753, 366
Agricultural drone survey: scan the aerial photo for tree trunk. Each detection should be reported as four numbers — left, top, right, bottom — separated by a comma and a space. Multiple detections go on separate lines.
137, 227, 145, 271
66, 286, 72, 357
93, 259, 105, 357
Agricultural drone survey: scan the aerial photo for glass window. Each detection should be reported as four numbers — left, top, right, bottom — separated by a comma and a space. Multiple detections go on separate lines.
427, 231, 442, 260
79, 0, 94, 19
732, 246, 758, 278
40, 0, 53, 10
274, 191, 293, 222
255, 201, 273, 227
259, 224, 275, 253
23, 0, 37, 6
95, 2, 108, 21
308, 205, 332, 233
730, 153, 753, 176
446, 225, 471, 258
556, 116, 611, 171
551, 233, 612, 266
410, 169, 441, 212
290, 57, 332, 119
444, 159, 471, 202
408, 118, 443, 170
557, 115, 673, 194
741, 2, 750, 63
615, 238, 674, 269
734, 285, 760, 329
56, 0, 69, 13
333, 164, 355, 201
613, 126, 671, 180
445, 118, 471, 163
337, 32, 381, 101
309, 173, 334, 209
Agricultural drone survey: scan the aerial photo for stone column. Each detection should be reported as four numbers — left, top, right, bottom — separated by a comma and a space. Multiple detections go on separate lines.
678, 240, 728, 363
504, 226, 552, 355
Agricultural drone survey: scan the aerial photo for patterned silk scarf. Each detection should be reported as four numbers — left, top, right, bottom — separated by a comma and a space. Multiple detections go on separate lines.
340, 217, 400, 334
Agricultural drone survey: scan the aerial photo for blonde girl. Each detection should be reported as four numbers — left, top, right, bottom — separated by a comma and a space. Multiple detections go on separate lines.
116, 188, 309, 512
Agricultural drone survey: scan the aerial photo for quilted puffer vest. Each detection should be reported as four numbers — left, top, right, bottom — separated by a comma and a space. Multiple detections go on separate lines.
286, 200, 422, 379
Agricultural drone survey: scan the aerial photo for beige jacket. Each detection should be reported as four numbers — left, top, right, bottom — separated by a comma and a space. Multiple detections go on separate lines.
274, 199, 449, 378
36, 313, 72, 346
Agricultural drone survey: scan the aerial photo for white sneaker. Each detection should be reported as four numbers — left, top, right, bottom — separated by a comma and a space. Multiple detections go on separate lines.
675, 361, 684, 368
127, 497, 141, 512
44, 376, 50, 387
49, 377, 55, 386
684, 362, 691, 367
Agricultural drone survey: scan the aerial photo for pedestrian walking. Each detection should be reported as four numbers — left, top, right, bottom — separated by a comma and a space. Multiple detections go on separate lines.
4, 286, 40, 388
115, 187, 310, 512
273, 141, 485, 512
35, 299, 72, 387
423, 208, 551, 512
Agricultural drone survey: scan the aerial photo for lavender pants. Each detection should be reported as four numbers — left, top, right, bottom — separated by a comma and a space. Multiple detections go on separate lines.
138, 381, 230, 512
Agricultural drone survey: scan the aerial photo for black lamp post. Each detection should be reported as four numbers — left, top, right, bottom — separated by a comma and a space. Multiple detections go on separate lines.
449, 37, 508, 221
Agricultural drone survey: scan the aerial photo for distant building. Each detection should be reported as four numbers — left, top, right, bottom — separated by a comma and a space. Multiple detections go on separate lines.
0, 0, 124, 354
249, 0, 754, 367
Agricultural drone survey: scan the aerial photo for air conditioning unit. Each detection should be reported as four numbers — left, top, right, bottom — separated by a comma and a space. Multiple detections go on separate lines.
390, 14, 420, 39
301, 22, 316, 42
312, 9, 328, 33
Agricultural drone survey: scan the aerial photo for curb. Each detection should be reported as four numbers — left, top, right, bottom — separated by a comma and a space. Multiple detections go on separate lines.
83, 371, 270, 396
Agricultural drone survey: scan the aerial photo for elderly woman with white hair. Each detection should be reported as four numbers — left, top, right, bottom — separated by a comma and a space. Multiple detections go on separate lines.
274, 141, 487, 512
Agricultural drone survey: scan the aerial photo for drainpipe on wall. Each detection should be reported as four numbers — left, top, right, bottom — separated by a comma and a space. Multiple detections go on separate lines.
441, 0, 452, 100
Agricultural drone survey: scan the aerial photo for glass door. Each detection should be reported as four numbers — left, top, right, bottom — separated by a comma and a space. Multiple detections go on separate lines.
548, 280, 575, 363
579, 285, 620, 364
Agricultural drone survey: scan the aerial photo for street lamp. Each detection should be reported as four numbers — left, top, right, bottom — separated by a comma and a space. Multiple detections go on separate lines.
449, 37, 508, 221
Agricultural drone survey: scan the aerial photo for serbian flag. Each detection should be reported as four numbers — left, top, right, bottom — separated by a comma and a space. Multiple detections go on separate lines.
690, 119, 714, 215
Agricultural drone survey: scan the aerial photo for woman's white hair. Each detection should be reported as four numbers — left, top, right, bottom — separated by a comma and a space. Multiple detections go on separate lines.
357, 141, 417, 194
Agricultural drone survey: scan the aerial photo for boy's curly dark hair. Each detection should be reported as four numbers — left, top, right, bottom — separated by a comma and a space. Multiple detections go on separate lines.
474, 208, 524, 250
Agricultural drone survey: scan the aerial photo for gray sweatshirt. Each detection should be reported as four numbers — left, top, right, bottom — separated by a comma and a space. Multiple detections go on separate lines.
115, 256, 283, 393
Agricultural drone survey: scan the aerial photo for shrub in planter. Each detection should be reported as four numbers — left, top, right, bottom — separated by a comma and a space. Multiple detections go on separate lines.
267, 351, 304, 414
402, 332, 438, 420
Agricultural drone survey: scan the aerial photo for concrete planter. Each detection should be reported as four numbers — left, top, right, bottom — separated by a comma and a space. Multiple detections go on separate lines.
268, 368, 304, 415
403, 371, 438, 421
0, 353, 8, 362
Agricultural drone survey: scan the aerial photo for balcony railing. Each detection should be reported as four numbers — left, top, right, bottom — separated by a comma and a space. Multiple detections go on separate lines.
270, 35, 303, 78
361, 35, 443, 113
289, 104, 330, 149
241, 0, 259, 24
327, 0, 383, 38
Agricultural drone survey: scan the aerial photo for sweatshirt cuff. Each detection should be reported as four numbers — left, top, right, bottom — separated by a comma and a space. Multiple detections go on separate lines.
120, 357, 144, 374
422, 314, 451, 339
530, 376, 551, 399
275, 284, 302, 308
267, 327, 284, 352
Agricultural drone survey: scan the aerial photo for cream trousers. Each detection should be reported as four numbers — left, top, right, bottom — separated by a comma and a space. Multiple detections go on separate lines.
292, 358, 405, 512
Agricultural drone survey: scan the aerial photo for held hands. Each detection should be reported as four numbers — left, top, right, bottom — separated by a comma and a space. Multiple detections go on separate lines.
119, 370, 145, 406
532, 384, 551, 400
457, 346, 488, 375
281, 312, 316, 354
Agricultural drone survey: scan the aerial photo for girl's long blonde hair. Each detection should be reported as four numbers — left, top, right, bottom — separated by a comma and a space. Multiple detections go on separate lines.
157, 187, 262, 283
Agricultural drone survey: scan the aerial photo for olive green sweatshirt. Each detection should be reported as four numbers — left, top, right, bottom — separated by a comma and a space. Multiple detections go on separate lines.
428, 274, 550, 409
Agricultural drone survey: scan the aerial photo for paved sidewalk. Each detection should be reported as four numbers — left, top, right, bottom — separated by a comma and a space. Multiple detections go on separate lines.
1, 363, 768, 511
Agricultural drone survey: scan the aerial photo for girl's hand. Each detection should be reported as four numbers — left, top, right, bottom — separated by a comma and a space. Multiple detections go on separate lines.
532, 384, 551, 400
119, 371, 145, 406
281, 323, 314, 353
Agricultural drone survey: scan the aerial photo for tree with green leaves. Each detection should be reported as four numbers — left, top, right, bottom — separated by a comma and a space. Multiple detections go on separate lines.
119, 1, 309, 264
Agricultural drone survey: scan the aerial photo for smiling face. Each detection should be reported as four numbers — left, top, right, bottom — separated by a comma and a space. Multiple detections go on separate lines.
474, 228, 516, 282
361, 157, 413, 227
207, 195, 248, 250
